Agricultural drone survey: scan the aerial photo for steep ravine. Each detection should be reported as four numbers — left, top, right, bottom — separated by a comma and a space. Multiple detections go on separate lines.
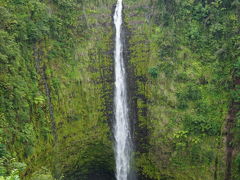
0, 0, 239, 179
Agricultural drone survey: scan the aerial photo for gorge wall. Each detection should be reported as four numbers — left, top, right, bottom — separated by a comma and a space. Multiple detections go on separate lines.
0, 0, 240, 180
124, 0, 239, 179
0, 0, 116, 179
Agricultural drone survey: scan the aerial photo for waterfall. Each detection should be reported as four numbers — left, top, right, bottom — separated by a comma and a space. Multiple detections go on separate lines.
113, 0, 133, 180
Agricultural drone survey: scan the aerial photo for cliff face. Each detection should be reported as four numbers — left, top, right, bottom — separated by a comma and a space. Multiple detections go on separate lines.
52, 2, 115, 179
0, 0, 239, 180
124, 0, 240, 179
0, 0, 115, 179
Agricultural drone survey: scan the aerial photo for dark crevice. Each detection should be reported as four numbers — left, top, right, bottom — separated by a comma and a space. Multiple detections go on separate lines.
34, 42, 58, 143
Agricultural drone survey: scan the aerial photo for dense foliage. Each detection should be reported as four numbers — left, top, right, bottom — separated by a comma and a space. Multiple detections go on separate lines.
0, 0, 115, 179
0, 0, 239, 179
124, 0, 240, 179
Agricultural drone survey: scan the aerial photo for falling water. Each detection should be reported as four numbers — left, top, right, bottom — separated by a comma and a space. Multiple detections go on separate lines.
113, 0, 133, 180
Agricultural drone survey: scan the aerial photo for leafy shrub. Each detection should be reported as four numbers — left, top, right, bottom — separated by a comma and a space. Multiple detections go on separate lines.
148, 67, 158, 78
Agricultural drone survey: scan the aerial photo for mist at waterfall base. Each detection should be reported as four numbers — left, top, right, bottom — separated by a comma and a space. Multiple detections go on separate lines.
113, 0, 135, 180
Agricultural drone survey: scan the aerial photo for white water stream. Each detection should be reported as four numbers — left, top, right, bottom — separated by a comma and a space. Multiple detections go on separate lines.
113, 0, 133, 179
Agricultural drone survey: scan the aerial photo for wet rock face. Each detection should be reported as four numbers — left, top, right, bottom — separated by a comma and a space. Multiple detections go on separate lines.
121, 2, 151, 180
63, 168, 115, 180
87, 172, 115, 180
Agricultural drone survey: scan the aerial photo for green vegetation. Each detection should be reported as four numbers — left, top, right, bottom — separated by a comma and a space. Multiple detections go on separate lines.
0, 0, 239, 179
124, 0, 240, 179
0, 0, 115, 179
